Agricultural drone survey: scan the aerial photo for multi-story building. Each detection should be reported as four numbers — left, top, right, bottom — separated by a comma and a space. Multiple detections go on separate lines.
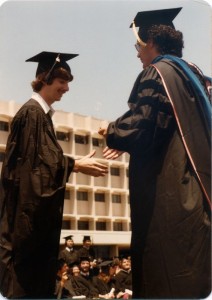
0, 100, 131, 259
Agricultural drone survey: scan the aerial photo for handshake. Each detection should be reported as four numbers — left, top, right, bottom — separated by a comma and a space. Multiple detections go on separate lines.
72, 121, 123, 177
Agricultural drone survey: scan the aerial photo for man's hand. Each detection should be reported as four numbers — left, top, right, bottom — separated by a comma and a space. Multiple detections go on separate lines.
98, 121, 109, 137
74, 150, 108, 177
103, 146, 124, 160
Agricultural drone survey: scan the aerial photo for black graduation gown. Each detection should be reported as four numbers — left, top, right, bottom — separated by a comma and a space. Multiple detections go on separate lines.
77, 246, 96, 261
113, 269, 132, 295
59, 248, 79, 267
72, 273, 99, 298
0, 99, 74, 299
106, 61, 211, 298
55, 275, 77, 299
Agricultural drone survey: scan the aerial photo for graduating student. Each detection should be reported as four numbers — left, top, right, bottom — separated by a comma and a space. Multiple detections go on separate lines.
99, 8, 211, 299
0, 51, 108, 299
59, 235, 79, 267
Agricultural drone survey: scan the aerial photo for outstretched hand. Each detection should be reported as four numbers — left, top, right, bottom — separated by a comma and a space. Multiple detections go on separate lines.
102, 146, 124, 160
74, 150, 108, 177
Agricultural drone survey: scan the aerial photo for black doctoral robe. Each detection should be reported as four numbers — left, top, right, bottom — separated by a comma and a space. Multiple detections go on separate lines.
0, 99, 74, 299
106, 58, 211, 298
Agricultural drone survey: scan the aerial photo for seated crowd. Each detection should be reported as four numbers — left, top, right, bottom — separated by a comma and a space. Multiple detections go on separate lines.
55, 235, 132, 299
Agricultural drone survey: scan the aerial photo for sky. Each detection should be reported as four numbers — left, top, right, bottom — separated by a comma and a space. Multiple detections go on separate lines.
0, 0, 211, 122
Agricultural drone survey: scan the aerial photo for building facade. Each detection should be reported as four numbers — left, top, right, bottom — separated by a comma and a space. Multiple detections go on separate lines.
0, 100, 131, 259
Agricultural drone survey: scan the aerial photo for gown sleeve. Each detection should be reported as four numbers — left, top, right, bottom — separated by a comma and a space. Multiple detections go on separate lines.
106, 67, 175, 155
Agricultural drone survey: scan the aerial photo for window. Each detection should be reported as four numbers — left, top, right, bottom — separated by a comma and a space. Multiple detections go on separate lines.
110, 167, 120, 176
95, 193, 105, 202
62, 220, 71, 229
113, 222, 123, 231
0, 121, 9, 132
65, 190, 71, 200
56, 131, 70, 142
75, 134, 89, 145
112, 194, 121, 203
77, 191, 88, 201
78, 220, 89, 230
96, 221, 106, 231
126, 168, 129, 177
0, 152, 5, 162
92, 137, 104, 147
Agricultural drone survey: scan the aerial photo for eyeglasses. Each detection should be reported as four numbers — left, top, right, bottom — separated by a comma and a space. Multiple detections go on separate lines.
134, 43, 141, 52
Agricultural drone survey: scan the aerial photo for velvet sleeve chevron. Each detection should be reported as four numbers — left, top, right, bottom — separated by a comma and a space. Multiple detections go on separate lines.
106, 66, 175, 154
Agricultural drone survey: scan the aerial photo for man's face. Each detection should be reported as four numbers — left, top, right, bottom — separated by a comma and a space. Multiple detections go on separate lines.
121, 259, 131, 271
44, 77, 69, 103
66, 239, 74, 248
136, 40, 158, 69
84, 240, 91, 248
80, 260, 90, 273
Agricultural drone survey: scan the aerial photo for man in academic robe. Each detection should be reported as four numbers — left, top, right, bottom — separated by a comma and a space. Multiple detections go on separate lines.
99, 8, 211, 299
72, 257, 100, 299
59, 235, 79, 267
113, 258, 132, 299
0, 51, 108, 299
77, 235, 96, 265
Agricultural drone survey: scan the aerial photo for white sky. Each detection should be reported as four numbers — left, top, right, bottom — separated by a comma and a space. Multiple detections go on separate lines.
0, 0, 211, 121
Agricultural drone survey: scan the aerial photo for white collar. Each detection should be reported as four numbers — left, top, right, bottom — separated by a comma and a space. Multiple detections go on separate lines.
65, 247, 73, 252
31, 92, 55, 116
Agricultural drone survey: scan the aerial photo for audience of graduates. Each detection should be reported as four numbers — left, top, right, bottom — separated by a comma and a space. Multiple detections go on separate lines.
56, 235, 132, 299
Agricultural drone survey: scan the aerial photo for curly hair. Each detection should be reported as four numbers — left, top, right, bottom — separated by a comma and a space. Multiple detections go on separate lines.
31, 67, 73, 92
146, 25, 184, 57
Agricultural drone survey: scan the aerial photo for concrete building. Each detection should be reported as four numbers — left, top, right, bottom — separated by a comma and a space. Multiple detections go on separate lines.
0, 100, 131, 259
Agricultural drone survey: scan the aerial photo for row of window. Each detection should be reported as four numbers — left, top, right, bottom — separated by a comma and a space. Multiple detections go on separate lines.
65, 190, 124, 203
56, 132, 105, 146
62, 220, 128, 231
0, 122, 106, 148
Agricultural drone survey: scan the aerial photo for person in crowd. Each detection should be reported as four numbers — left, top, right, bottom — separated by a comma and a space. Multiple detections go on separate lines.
99, 7, 211, 299
59, 235, 79, 267
113, 257, 132, 299
72, 257, 100, 298
55, 259, 85, 299
77, 236, 96, 268
71, 264, 81, 277
0, 51, 108, 299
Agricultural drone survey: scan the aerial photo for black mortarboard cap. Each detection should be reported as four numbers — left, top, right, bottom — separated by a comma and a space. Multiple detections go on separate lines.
26, 51, 79, 78
99, 260, 113, 268
83, 235, 91, 242
131, 7, 182, 42
79, 256, 90, 262
64, 235, 73, 241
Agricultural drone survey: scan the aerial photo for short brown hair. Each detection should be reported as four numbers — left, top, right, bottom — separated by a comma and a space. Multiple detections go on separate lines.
31, 67, 73, 92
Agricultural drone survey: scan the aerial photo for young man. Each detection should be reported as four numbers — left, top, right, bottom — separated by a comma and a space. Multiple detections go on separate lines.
99, 8, 211, 299
0, 51, 108, 299
59, 235, 79, 267
77, 235, 96, 264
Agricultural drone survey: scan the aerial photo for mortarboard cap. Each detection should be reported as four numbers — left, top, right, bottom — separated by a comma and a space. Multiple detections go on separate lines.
83, 235, 91, 242
64, 235, 73, 241
26, 51, 79, 79
99, 260, 113, 268
131, 7, 182, 42
79, 256, 91, 263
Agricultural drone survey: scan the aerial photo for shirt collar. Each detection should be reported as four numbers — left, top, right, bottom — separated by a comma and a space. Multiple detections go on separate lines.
31, 92, 55, 117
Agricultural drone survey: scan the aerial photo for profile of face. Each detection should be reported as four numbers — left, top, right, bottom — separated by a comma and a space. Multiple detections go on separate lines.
45, 77, 70, 102
135, 40, 160, 69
